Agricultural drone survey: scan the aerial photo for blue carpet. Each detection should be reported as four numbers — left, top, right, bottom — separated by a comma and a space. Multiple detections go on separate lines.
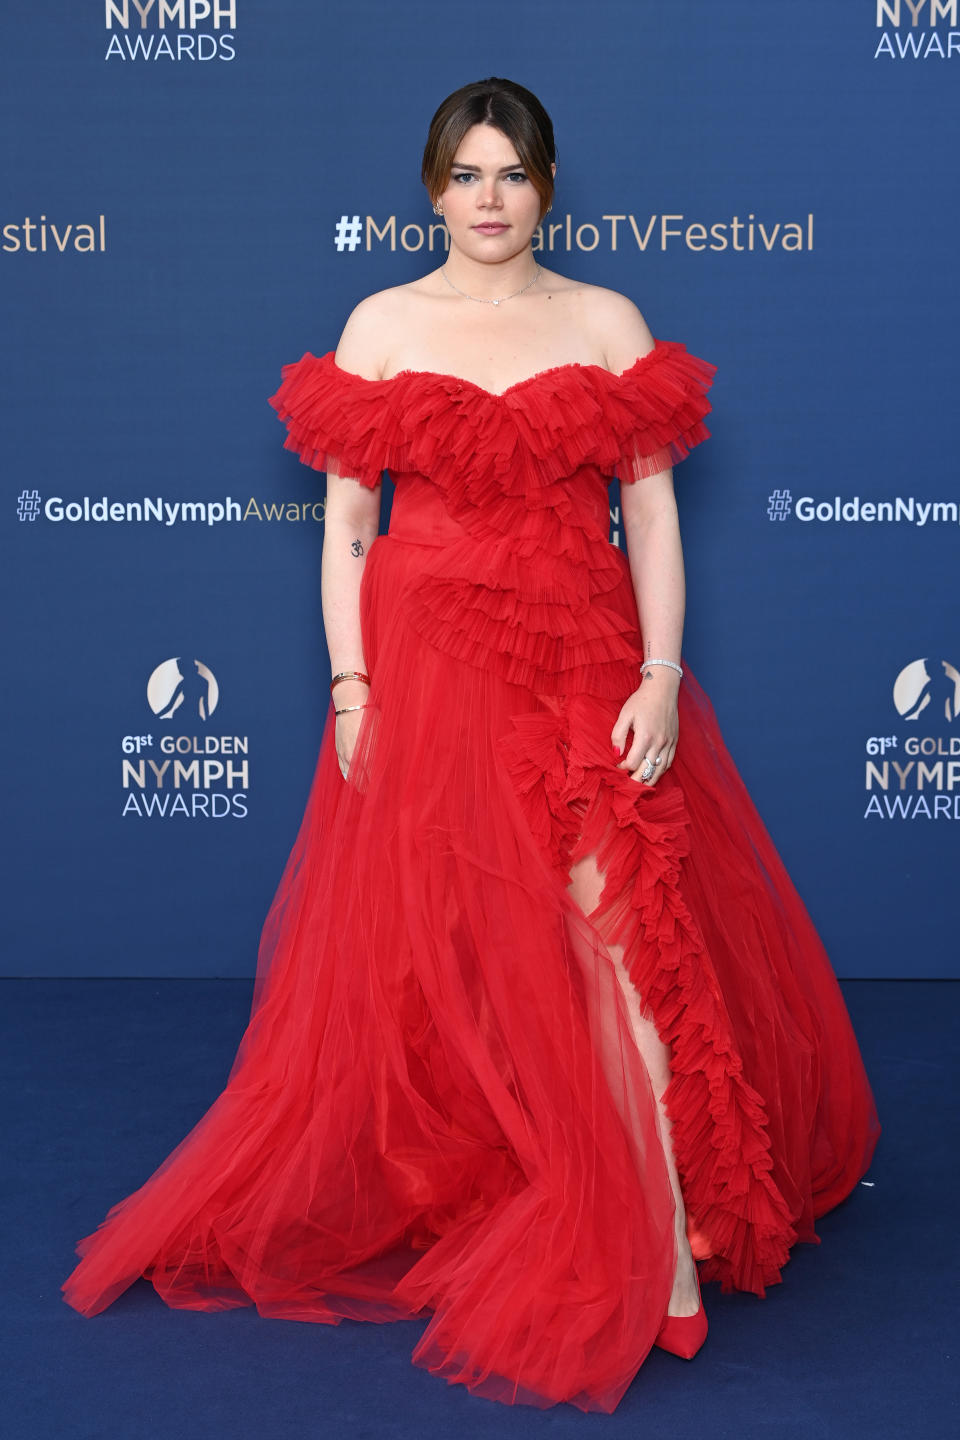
3, 979, 957, 1439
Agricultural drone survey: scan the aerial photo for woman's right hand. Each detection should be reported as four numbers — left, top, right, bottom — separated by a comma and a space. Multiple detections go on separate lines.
335, 708, 366, 779
332, 678, 370, 779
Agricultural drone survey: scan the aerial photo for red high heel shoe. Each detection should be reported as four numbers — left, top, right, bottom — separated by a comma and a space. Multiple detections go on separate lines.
654, 1267, 708, 1359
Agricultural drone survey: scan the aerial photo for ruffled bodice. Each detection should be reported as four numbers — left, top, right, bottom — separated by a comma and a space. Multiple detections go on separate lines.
269, 343, 715, 696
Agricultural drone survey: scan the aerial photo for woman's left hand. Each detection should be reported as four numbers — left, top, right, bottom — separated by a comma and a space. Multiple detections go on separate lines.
611, 673, 680, 786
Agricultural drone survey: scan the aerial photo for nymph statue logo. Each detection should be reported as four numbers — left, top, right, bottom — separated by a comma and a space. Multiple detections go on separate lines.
147, 657, 219, 721
893, 659, 960, 723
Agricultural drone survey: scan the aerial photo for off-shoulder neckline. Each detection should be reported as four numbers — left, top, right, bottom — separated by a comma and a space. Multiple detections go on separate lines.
323, 342, 667, 400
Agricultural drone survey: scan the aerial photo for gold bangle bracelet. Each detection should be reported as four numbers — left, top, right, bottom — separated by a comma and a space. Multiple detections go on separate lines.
331, 670, 371, 692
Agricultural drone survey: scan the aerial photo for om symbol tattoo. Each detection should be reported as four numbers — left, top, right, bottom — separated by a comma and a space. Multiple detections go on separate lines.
350, 538, 364, 557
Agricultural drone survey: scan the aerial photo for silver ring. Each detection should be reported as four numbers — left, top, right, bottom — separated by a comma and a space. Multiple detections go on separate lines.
640, 760, 656, 781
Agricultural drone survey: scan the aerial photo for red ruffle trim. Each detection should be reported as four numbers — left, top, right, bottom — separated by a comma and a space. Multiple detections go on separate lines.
268, 341, 715, 496
394, 532, 643, 697
497, 699, 798, 1295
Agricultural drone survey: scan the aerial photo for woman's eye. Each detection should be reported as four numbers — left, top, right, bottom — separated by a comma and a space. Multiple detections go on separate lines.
449, 171, 528, 185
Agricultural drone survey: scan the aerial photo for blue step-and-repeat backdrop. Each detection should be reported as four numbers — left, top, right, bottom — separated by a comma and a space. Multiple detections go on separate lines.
1, 2, 956, 979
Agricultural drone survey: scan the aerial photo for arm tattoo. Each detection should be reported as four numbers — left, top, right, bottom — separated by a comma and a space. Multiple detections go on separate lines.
350, 538, 364, 557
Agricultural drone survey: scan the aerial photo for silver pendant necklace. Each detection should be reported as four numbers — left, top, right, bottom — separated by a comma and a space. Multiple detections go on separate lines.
441, 264, 542, 307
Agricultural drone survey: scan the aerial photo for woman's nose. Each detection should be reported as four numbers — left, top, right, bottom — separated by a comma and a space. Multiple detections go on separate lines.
477, 180, 501, 208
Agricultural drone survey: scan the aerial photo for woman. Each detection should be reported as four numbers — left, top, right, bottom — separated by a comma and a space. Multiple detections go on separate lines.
63, 78, 880, 1413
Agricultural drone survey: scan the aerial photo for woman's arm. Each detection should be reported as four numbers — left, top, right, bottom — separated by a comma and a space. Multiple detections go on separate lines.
592, 290, 686, 786
615, 471, 685, 785
322, 474, 381, 778
323, 300, 390, 777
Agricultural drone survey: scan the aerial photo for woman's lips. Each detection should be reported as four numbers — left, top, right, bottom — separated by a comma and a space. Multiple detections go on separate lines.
473, 223, 508, 233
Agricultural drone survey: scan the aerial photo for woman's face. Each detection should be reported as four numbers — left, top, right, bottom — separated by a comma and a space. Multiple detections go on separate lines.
438, 124, 546, 262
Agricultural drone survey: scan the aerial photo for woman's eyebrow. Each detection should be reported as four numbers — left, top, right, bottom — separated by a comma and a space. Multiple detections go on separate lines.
450, 163, 527, 174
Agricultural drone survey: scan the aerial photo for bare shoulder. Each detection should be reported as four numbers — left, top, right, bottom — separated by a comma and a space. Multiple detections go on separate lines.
334, 284, 422, 380
571, 282, 656, 373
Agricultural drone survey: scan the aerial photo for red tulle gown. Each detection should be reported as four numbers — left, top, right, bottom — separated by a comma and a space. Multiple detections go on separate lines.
63, 342, 880, 1411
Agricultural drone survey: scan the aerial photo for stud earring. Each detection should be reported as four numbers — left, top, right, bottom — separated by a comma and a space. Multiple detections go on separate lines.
433, 202, 443, 217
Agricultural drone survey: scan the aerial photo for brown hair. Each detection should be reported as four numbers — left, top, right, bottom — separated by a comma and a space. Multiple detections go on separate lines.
421, 78, 556, 223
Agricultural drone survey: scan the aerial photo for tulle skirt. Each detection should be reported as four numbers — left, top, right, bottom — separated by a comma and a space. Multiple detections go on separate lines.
63, 527, 880, 1412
